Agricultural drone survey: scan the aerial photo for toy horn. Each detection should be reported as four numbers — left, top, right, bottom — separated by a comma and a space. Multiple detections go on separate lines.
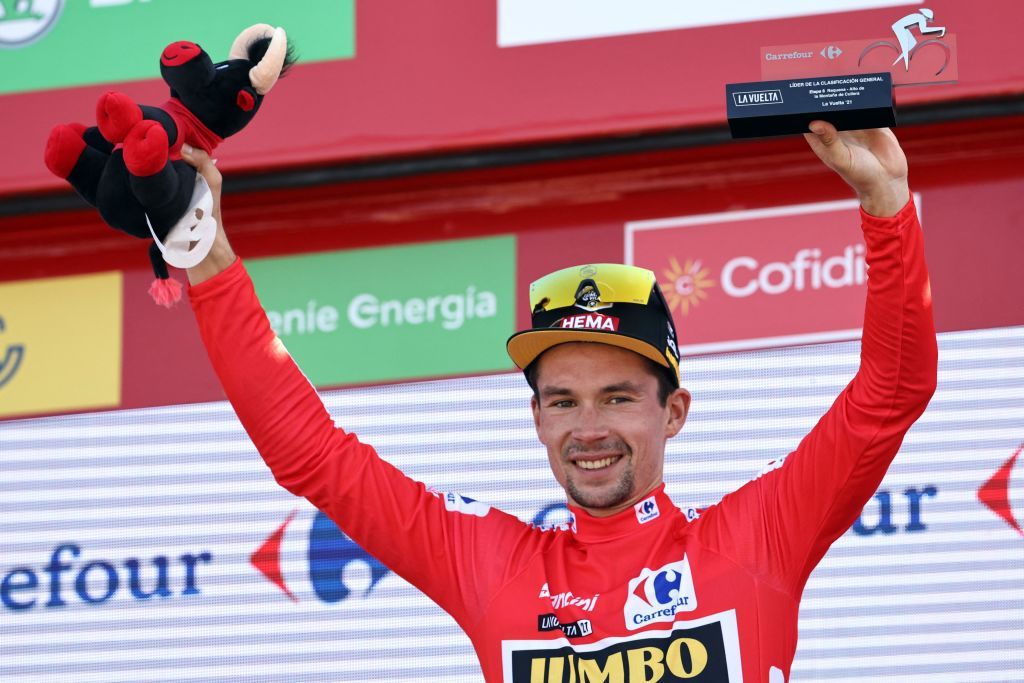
228, 23, 274, 59
228, 24, 288, 95
251, 27, 288, 95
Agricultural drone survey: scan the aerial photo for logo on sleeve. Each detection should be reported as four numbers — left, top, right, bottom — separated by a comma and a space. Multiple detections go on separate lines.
634, 496, 660, 524
428, 489, 491, 517
624, 556, 698, 630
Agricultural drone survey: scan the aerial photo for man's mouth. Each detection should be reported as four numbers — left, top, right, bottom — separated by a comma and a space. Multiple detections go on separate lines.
574, 455, 623, 471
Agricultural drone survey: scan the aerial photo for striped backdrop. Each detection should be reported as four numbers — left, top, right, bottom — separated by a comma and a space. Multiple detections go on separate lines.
2, 325, 1022, 682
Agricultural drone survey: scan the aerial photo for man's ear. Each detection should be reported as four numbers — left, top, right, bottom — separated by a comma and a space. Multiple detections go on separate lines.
665, 388, 691, 438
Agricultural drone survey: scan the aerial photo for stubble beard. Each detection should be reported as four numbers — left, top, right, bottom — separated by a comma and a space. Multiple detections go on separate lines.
565, 455, 635, 511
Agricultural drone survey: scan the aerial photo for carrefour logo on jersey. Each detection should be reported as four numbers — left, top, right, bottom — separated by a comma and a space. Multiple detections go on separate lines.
624, 556, 698, 630
247, 235, 515, 386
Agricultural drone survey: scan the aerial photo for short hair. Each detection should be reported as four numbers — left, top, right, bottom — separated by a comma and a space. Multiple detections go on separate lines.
524, 350, 677, 407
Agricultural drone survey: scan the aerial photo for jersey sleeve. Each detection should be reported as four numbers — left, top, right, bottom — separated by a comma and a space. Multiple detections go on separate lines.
697, 197, 938, 598
188, 259, 541, 630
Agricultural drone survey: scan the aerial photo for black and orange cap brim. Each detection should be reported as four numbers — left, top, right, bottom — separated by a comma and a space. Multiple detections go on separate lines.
506, 327, 676, 377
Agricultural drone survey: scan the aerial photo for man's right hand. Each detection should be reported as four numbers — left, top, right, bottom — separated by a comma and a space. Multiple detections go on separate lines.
181, 144, 237, 285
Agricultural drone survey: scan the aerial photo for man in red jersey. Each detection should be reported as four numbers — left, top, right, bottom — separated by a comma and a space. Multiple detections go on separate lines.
182, 122, 936, 682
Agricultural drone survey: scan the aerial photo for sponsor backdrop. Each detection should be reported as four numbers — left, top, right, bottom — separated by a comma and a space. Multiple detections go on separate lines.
0, 0, 355, 95
246, 235, 516, 386
626, 198, 882, 354
2, 0, 1021, 195
0, 271, 122, 419
2, 325, 1022, 681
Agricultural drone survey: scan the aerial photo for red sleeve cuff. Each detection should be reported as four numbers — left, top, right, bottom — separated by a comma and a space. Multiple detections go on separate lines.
187, 257, 247, 304
859, 193, 918, 234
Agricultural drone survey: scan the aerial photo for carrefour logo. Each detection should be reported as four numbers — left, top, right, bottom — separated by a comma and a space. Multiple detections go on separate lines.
253, 501, 573, 604
250, 510, 390, 604
978, 444, 1024, 537
1, 543, 212, 612
623, 556, 698, 630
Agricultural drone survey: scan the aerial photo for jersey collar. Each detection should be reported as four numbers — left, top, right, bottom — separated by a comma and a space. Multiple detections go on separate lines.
568, 484, 678, 543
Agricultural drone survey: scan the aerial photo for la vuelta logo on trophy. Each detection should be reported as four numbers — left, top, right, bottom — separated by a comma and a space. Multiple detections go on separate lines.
760, 7, 958, 86
625, 197, 907, 354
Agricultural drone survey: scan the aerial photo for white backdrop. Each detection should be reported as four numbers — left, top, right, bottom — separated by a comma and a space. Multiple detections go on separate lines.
2, 325, 1022, 682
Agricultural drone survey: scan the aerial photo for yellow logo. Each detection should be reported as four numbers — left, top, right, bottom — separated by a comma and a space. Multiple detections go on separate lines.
662, 257, 715, 316
0, 271, 122, 418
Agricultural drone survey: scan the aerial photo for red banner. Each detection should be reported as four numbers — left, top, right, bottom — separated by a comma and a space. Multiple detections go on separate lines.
1, 0, 1020, 196
626, 199, 900, 353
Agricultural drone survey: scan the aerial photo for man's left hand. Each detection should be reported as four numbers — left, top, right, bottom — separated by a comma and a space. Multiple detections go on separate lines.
803, 122, 910, 217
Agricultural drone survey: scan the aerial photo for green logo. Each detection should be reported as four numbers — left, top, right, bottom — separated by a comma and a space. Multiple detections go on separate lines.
0, 0, 64, 48
247, 236, 517, 386
0, 0, 353, 95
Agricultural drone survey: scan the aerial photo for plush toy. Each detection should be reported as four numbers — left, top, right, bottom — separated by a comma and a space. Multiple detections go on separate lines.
44, 24, 295, 306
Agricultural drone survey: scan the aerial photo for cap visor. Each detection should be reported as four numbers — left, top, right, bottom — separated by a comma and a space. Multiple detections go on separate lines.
506, 328, 672, 372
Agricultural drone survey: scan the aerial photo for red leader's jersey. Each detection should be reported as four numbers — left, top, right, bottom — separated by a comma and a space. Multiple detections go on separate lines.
190, 198, 936, 682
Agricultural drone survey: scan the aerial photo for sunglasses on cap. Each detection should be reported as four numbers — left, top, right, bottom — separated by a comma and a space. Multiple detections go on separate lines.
506, 263, 680, 385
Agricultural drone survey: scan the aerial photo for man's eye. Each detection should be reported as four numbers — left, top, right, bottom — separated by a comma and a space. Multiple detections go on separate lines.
609, 396, 632, 404
551, 400, 575, 409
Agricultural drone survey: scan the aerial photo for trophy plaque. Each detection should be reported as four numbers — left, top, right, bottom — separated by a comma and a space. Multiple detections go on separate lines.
727, 8, 957, 138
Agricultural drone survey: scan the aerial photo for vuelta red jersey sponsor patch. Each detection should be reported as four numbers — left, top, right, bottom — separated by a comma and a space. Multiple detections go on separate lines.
556, 313, 620, 331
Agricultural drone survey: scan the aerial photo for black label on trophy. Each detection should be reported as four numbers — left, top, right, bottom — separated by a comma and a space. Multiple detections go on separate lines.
726, 72, 894, 138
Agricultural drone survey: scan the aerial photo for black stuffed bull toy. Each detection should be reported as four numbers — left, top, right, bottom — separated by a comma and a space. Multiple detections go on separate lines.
44, 24, 295, 305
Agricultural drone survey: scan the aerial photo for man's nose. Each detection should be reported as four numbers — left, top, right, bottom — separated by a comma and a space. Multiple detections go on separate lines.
571, 403, 609, 441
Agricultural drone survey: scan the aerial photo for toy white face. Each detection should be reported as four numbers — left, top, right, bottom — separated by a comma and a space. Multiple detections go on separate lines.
146, 174, 218, 269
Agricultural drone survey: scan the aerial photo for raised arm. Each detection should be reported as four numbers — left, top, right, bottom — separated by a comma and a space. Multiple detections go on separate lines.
180, 147, 536, 627
702, 124, 938, 596
182, 145, 237, 285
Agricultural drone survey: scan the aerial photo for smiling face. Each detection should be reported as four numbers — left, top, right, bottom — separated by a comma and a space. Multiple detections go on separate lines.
530, 342, 690, 517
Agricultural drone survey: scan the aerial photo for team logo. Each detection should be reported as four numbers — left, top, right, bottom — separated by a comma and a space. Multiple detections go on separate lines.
573, 278, 613, 311
504, 611, 743, 682
624, 556, 697, 630
634, 496, 660, 524
0, 0, 64, 48
978, 444, 1023, 537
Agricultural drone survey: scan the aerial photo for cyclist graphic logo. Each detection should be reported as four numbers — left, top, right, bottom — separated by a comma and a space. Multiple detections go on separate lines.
0, 0, 64, 48
859, 7, 951, 76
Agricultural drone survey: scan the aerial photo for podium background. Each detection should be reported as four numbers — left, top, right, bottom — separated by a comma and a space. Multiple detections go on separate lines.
1, 1, 1022, 680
